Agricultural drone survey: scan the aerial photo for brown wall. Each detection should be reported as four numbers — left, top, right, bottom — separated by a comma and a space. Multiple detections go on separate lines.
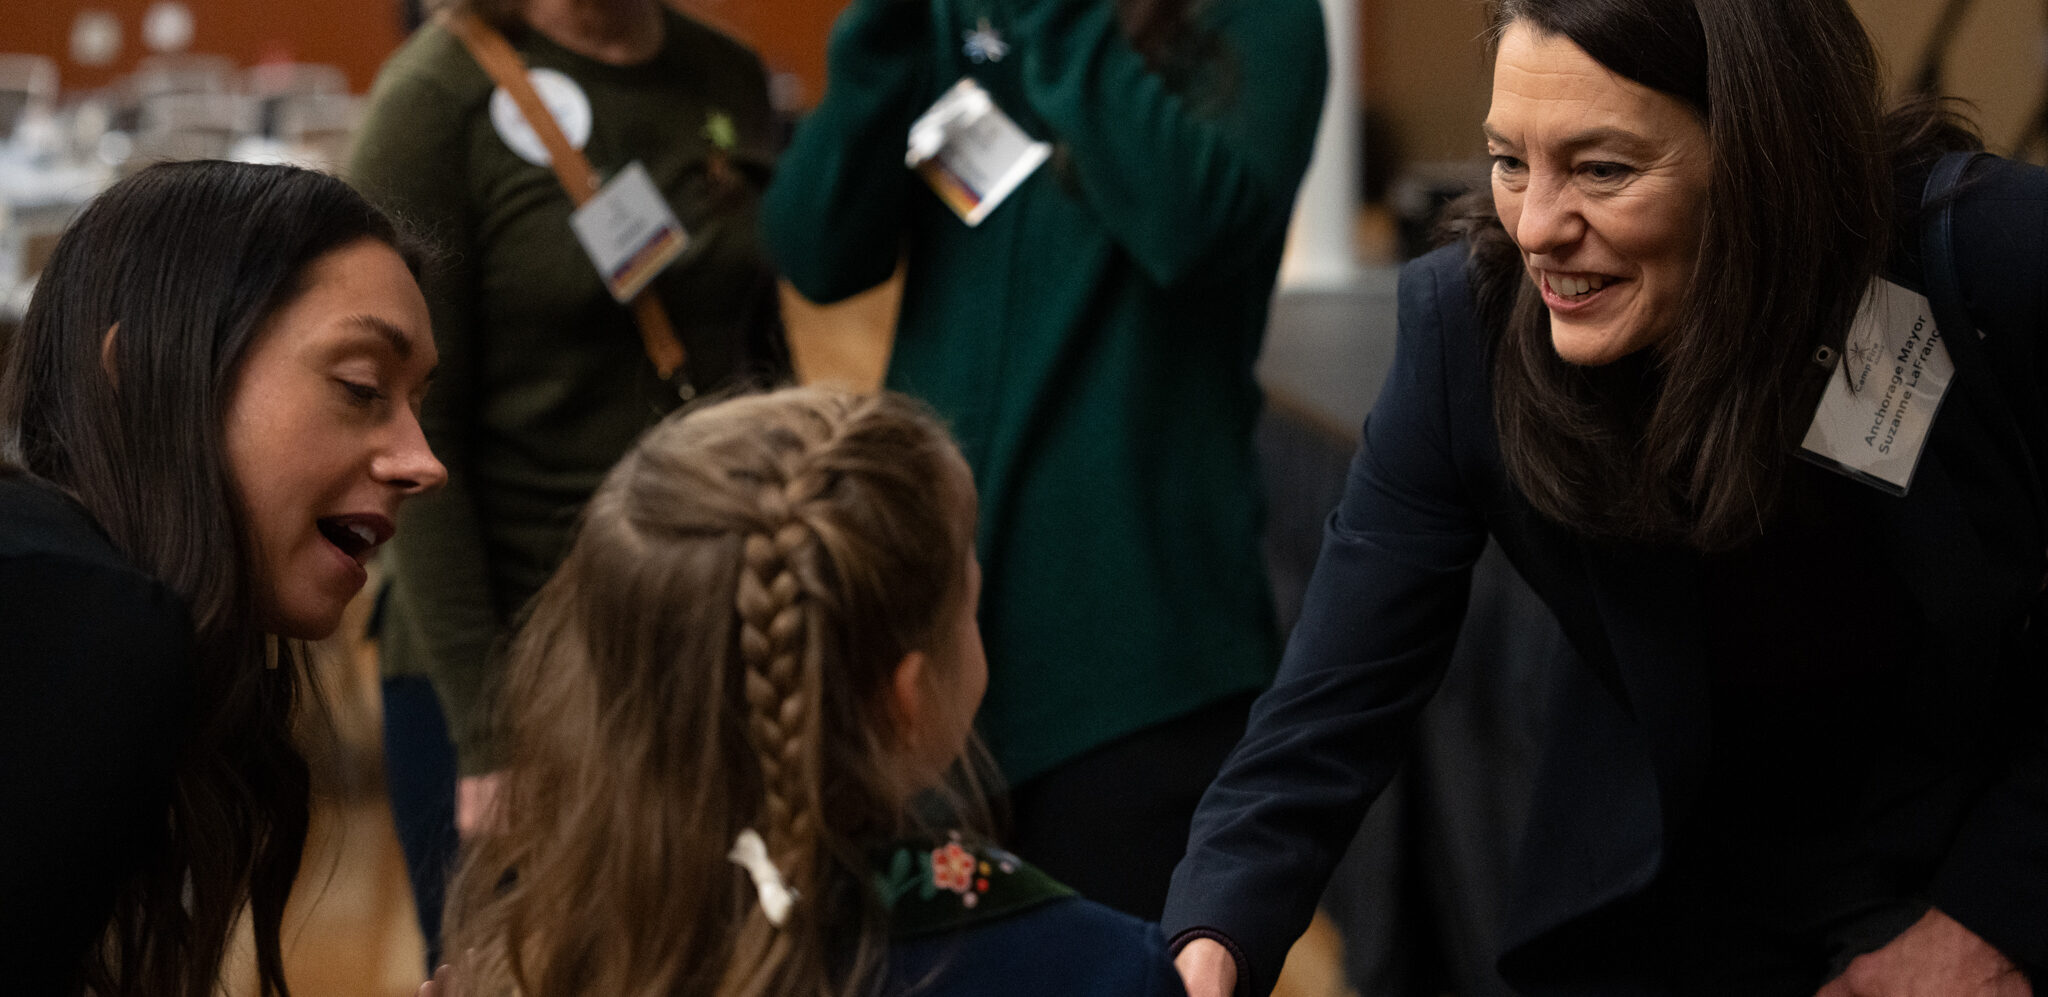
1854, 0, 2040, 146
0, 0, 408, 94
0, 0, 841, 101
4, 1, 2035, 163
1361, 0, 1491, 165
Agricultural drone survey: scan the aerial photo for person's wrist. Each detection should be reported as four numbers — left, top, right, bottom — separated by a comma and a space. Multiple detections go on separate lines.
1173, 936, 1240, 997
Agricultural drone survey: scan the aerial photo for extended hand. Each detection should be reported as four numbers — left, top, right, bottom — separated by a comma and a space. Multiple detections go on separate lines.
1814, 909, 2031, 997
417, 963, 455, 997
1175, 937, 1239, 997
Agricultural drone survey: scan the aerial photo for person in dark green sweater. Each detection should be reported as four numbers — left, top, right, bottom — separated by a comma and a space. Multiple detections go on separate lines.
762, 0, 1325, 919
347, 0, 784, 960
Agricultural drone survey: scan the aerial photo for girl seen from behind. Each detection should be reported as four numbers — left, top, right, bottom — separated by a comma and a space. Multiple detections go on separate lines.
441, 387, 1184, 997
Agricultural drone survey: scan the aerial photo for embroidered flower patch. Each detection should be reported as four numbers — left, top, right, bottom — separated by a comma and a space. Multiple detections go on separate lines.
932, 840, 977, 895
875, 832, 1073, 937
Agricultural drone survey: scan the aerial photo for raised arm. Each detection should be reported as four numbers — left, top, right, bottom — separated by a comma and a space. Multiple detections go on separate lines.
1161, 248, 1491, 994
760, 0, 932, 304
1009, 0, 1326, 285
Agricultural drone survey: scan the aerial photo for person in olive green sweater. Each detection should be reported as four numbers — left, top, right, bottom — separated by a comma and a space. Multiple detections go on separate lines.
762, 0, 1325, 919
346, 0, 783, 960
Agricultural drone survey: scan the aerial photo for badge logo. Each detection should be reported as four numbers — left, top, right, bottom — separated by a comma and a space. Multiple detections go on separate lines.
962, 19, 1009, 63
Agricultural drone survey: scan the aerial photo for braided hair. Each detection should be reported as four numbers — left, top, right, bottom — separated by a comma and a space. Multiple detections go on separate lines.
444, 387, 982, 997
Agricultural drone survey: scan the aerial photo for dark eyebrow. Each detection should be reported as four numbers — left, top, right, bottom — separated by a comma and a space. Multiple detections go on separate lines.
1482, 123, 1659, 159
336, 315, 439, 383
343, 314, 417, 361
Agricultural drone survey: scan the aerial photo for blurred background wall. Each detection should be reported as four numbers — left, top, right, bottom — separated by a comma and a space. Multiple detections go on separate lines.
0, 0, 828, 102
3, 1, 2032, 132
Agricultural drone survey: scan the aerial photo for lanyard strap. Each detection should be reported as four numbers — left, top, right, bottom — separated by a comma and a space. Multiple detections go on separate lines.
1920, 151, 2046, 531
441, 9, 689, 381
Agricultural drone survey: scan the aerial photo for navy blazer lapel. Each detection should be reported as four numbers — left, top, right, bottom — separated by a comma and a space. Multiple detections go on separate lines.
1494, 534, 1707, 976
1581, 539, 1713, 835
1495, 651, 1663, 971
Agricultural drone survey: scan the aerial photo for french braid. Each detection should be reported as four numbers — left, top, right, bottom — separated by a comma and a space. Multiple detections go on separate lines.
736, 513, 826, 882
443, 388, 983, 997
722, 406, 858, 997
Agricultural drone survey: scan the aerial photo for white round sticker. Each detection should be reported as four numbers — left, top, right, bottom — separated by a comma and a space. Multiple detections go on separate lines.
71, 10, 123, 67
142, 1, 195, 53
488, 68, 593, 167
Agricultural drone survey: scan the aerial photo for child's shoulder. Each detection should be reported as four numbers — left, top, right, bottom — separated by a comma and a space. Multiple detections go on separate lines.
878, 837, 1185, 997
887, 896, 1186, 997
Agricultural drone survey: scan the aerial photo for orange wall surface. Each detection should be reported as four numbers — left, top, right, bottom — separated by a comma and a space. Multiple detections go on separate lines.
0, 0, 409, 93
0, 0, 844, 102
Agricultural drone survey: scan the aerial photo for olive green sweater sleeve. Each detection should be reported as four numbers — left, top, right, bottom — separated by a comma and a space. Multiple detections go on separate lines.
1010, 0, 1326, 285
346, 31, 509, 771
760, 0, 932, 303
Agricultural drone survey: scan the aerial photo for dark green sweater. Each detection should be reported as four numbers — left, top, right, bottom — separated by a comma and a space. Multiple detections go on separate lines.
763, 0, 1326, 781
347, 10, 778, 772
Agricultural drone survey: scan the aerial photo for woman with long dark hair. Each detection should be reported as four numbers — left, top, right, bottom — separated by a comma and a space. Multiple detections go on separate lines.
762, 0, 1326, 919
1166, 0, 2048, 994
0, 159, 445, 996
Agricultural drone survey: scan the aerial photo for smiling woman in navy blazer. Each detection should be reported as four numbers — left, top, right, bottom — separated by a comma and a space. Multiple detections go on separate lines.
1163, 1, 2048, 995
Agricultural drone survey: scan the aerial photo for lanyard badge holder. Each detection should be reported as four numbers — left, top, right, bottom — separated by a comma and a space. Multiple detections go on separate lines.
904, 0, 1048, 227
443, 10, 692, 388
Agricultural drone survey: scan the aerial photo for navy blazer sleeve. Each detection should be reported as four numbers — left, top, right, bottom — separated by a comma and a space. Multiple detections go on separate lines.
1160, 245, 1491, 994
1921, 154, 2048, 975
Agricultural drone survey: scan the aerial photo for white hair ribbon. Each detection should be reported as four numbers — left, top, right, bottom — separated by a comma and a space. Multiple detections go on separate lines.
727, 828, 797, 927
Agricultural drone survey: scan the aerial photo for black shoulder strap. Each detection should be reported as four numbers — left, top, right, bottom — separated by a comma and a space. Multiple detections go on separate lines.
1919, 150, 2048, 532
1920, 151, 1983, 366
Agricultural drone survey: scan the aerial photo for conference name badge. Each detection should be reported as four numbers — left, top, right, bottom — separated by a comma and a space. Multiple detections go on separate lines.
905, 77, 1050, 227
569, 161, 688, 303
1798, 278, 1957, 496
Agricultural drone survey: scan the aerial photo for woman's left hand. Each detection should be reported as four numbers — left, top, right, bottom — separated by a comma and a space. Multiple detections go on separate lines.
1813, 909, 2032, 997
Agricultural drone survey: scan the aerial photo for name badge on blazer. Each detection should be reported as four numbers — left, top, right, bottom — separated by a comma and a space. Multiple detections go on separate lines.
1798, 278, 1958, 496
905, 77, 1050, 227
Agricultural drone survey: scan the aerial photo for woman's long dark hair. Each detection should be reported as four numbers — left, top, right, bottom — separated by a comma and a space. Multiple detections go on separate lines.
1453, 0, 1979, 550
0, 160, 420, 997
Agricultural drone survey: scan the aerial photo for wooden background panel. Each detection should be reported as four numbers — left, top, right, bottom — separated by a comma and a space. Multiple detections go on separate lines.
0, 0, 408, 93
0, 0, 845, 104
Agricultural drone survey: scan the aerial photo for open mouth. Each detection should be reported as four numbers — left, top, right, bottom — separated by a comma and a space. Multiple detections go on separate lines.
1545, 272, 1615, 301
317, 517, 383, 562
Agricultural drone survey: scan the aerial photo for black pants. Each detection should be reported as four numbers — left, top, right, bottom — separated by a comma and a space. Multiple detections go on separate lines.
381, 674, 459, 970
1004, 693, 1256, 922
